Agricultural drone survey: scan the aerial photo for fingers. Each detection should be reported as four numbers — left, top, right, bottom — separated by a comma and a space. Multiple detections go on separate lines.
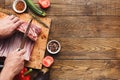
17, 49, 26, 56
12, 49, 26, 56
14, 20, 23, 27
21, 56, 25, 62
12, 17, 19, 23
11, 20, 23, 30
9, 15, 15, 20
5, 16, 10, 19
8, 15, 21, 23
5, 15, 23, 27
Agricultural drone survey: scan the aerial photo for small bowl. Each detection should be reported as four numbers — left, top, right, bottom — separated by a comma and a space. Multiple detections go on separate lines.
12, 0, 27, 13
47, 40, 61, 54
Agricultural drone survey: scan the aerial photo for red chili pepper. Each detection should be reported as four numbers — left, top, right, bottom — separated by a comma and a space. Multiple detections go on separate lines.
14, 67, 31, 80
19, 68, 30, 80
19, 74, 30, 80
25, 75, 30, 80
20, 68, 28, 74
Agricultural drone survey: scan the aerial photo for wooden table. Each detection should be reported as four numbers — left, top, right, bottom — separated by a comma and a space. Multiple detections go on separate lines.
0, 0, 120, 80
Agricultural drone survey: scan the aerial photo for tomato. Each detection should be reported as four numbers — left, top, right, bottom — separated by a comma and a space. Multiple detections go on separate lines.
42, 56, 54, 67
38, 0, 50, 9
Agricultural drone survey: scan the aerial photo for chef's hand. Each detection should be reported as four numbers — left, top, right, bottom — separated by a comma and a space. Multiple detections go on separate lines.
0, 15, 23, 38
0, 49, 26, 80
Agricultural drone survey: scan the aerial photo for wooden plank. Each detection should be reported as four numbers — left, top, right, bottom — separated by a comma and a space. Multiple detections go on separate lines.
22, 14, 51, 69
50, 60, 120, 80
45, 0, 120, 16
49, 16, 120, 38
0, 10, 51, 69
5, 0, 120, 16
0, 0, 5, 8
50, 38, 120, 60
5, 0, 13, 6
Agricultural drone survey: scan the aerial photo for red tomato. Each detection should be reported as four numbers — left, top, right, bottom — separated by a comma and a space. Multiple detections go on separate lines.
38, 0, 50, 9
42, 56, 54, 67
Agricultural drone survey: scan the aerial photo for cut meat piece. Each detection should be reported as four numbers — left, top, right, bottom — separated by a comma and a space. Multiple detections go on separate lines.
0, 32, 34, 61
24, 38, 34, 60
8, 33, 21, 54
0, 21, 41, 61
0, 40, 4, 56
2, 38, 11, 57
17, 22, 41, 41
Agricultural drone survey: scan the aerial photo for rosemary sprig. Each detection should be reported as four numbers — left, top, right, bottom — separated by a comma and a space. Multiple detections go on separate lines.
29, 11, 49, 28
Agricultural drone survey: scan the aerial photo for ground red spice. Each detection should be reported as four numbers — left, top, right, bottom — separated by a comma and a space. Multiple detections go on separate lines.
16, 1, 25, 11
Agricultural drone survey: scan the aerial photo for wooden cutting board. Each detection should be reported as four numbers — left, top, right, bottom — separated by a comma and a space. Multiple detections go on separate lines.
0, 10, 51, 69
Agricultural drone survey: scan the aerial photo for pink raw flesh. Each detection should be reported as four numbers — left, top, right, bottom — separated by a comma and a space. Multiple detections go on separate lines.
17, 22, 41, 41
0, 33, 34, 61
0, 22, 41, 61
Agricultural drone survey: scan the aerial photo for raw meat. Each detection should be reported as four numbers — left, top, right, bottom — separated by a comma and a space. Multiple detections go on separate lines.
0, 32, 34, 61
0, 40, 4, 56
0, 22, 41, 61
17, 22, 41, 41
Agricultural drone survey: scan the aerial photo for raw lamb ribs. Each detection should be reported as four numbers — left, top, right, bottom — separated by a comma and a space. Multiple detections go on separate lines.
17, 22, 41, 41
0, 22, 41, 61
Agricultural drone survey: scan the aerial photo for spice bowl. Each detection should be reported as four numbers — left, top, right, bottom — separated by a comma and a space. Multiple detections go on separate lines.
12, 0, 27, 13
47, 40, 61, 54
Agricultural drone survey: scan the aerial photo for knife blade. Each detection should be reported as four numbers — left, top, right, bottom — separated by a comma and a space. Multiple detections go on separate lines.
18, 18, 33, 51
0, 19, 33, 68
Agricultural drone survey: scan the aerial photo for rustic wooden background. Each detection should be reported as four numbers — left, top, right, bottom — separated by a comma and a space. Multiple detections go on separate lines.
0, 0, 120, 80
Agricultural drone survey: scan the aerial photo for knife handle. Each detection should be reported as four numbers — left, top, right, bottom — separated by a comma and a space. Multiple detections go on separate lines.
18, 48, 21, 51
0, 64, 3, 68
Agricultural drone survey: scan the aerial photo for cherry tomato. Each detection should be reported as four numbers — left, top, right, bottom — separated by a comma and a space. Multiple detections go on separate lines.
42, 56, 54, 67
38, 0, 50, 9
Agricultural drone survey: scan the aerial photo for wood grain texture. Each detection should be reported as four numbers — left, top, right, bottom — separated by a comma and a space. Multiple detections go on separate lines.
5, 0, 120, 16
35, 0, 120, 16
50, 38, 120, 60
0, 10, 51, 69
1, 0, 120, 79
49, 16, 120, 38
50, 60, 120, 80
0, 0, 5, 8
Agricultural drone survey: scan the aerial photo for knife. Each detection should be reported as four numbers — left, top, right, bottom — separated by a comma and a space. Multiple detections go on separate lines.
0, 19, 33, 68
0, 57, 5, 68
18, 18, 33, 51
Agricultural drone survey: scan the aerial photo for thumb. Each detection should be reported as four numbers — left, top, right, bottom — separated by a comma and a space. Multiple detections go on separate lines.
17, 49, 26, 56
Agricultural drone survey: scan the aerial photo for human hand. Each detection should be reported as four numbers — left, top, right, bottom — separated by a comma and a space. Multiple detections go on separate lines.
0, 49, 26, 80
0, 15, 23, 38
